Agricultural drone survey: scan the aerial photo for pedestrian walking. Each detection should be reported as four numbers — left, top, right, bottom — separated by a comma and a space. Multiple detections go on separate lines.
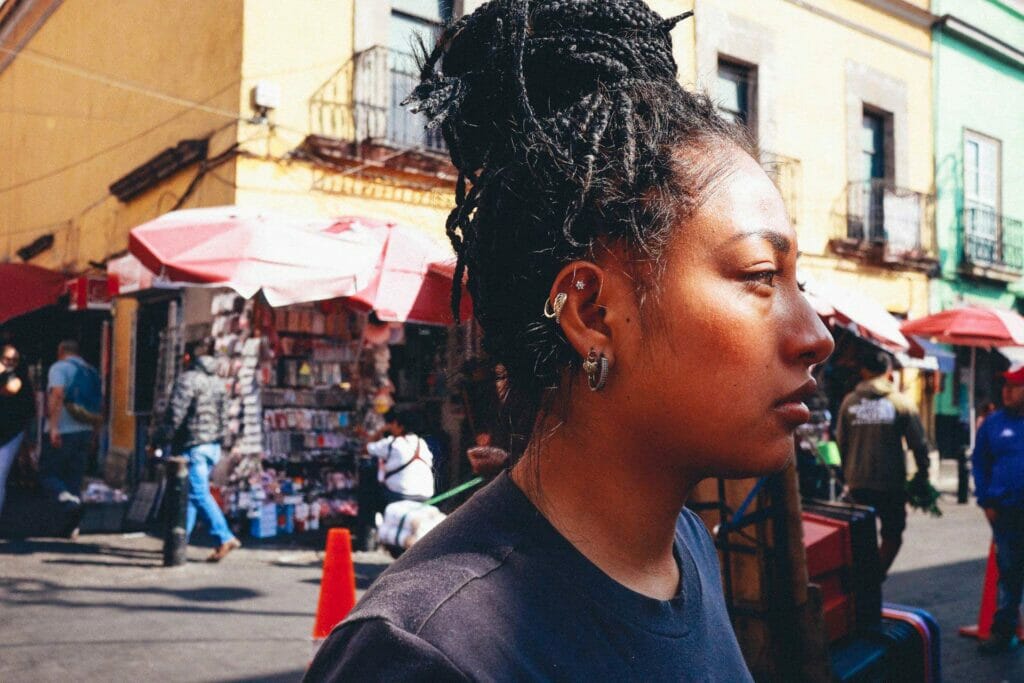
836, 350, 930, 578
306, 1, 832, 679
166, 338, 240, 562
0, 343, 34, 517
972, 366, 1024, 654
367, 409, 435, 507
41, 340, 101, 538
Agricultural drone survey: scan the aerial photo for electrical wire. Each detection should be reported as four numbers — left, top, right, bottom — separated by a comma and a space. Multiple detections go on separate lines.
0, 45, 243, 121
0, 109, 240, 195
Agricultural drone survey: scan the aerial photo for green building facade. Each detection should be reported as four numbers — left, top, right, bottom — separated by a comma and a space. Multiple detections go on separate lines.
930, 0, 1024, 427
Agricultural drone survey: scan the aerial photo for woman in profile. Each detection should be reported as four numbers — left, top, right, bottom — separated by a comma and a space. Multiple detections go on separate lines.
307, 1, 832, 680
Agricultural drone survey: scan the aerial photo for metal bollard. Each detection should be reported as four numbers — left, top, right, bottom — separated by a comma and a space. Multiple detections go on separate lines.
163, 456, 189, 566
957, 449, 971, 505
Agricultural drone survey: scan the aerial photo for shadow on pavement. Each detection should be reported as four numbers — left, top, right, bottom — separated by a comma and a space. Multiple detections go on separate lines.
222, 669, 308, 682
886, 556, 1024, 681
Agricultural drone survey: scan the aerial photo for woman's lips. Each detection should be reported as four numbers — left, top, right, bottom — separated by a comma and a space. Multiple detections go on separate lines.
773, 401, 812, 426
773, 379, 817, 426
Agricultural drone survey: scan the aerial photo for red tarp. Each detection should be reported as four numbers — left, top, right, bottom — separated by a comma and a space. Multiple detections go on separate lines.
0, 263, 66, 325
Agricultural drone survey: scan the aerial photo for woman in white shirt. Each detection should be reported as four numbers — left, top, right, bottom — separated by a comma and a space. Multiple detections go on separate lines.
366, 410, 435, 505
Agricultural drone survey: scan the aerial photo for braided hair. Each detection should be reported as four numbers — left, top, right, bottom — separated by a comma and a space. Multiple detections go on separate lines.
406, 0, 752, 438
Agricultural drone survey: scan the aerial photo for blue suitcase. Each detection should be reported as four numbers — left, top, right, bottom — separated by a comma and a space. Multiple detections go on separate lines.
881, 603, 941, 683
830, 604, 940, 682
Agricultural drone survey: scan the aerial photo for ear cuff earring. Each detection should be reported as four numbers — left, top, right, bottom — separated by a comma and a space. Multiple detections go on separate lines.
583, 348, 609, 391
543, 292, 568, 325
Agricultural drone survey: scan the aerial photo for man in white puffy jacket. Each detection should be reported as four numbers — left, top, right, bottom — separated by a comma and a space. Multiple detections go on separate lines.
367, 410, 435, 505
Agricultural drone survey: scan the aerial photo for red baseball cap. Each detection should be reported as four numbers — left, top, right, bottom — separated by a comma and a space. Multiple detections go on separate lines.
1003, 366, 1024, 386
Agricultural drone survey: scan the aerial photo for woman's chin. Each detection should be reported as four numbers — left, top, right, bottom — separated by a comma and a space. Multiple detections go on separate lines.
713, 443, 795, 479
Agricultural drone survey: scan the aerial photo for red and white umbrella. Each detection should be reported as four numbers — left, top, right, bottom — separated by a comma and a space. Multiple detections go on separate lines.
129, 207, 379, 306
901, 305, 1024, 447
802, 277, 909, 351
320, 217, 470, 326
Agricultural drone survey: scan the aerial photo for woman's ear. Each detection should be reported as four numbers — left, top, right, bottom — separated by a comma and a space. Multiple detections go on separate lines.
547, 261, 613, 365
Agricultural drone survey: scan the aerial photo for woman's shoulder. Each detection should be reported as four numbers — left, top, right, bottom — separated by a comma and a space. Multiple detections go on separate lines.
306, 615, 470, 681
350, 474, 528, 628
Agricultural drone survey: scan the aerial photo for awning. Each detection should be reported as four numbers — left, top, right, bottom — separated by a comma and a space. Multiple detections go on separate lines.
127, 207, 468, 320
0, 263, 66, 325
999, 346, 1024, 369
128, 206, 379, 306
802, 277, 909, 351
897, 337, 956, 373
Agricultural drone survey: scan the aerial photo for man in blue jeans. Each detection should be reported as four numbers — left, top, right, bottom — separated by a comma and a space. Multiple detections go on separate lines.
974, 366, 1024, 653
43, 340, 101, 539
167, 339, 240, 562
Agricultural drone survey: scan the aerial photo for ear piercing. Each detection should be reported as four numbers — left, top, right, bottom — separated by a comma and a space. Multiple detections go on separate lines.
543, 292, 568, 325
574, 280, 585, 291
583, 347, 609, 391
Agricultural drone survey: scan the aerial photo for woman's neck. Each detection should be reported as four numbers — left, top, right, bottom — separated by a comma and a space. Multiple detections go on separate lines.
510, 417, 699, 600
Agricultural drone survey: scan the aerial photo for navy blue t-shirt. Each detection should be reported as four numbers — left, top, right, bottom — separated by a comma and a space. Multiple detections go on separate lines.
306, 472, 751, 681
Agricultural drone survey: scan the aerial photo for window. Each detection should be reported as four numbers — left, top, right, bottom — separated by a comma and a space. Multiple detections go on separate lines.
855, 108, 894, 243
861, 111, 886, 182
387, 1, 454, 151
963, 131, 1002, 265
716, 58, 756, 132
964, 131, 1000, 216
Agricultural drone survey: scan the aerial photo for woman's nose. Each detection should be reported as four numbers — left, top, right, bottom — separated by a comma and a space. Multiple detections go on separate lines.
787, 294, 835, 367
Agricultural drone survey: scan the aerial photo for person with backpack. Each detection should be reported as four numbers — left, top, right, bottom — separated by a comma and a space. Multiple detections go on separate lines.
166, 338, 240, 562
367, 410, 435, 507
42, 339, 102, 537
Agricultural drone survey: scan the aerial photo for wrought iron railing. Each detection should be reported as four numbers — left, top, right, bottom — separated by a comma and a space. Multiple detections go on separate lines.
761, 151, 801, 225
962, 204, 1024, 272
308, 46, 446, 154
845, 180, 933, 258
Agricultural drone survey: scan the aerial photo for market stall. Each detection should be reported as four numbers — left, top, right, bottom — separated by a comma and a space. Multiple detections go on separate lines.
115, 208, 471, 545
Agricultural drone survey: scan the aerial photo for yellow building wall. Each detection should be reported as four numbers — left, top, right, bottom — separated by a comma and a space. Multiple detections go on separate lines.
691, 0, 933, 320
106, 296, 137, 485
231, 0, 454, 248
0, 0, 245, 272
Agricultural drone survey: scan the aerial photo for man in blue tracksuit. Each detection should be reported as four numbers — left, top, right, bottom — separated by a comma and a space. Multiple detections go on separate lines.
973, 366, 1024, 653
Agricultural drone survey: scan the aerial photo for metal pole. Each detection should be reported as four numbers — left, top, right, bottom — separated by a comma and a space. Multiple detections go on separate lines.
969, 346, 977, 453
163, 456, 189, 566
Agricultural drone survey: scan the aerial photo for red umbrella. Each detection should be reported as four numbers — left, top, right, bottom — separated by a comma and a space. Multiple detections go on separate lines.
900, 306, 1024, 347
129, 207, 379, 306
901, 305, 1024, 448
0, 263, 66, 325
321, 217, 471, 326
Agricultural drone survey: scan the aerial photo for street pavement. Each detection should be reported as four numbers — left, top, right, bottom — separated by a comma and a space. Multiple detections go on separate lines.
0, 461, 1018, 682
0, 534, 391, 682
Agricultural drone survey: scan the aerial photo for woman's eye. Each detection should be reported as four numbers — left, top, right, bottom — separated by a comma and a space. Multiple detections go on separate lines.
745, 271, 778, 288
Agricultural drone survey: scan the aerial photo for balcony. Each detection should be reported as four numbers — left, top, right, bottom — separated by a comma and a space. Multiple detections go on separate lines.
761, 151, 801, 226
830, 180, 936, 272
960, 204, 1024, 281
305, 46, 453, 186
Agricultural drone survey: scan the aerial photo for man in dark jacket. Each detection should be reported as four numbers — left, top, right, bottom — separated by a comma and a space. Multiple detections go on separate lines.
837, 350, 930, 578
973, 366, 1024, 653
167, 338, 240, 562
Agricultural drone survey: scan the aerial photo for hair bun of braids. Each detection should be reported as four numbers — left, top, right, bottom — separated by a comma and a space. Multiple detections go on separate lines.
406, 0, 690, 172
405, 1, 740, 438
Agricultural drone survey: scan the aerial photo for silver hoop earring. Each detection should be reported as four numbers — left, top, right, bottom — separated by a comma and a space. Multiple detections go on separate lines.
542, 292, 568, 325
583, 348, 609, 391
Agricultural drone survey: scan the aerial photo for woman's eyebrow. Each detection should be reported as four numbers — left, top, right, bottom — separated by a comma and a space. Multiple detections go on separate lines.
723, 229, 792, 255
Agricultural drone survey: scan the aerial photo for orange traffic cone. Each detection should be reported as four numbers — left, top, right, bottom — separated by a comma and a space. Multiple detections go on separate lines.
312, 528, 358, 640
959, 541, 1024, 639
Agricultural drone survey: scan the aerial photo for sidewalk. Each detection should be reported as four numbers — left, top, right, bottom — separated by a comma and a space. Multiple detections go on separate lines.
0, 533, 390, 682
884, 462, 1024, 682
